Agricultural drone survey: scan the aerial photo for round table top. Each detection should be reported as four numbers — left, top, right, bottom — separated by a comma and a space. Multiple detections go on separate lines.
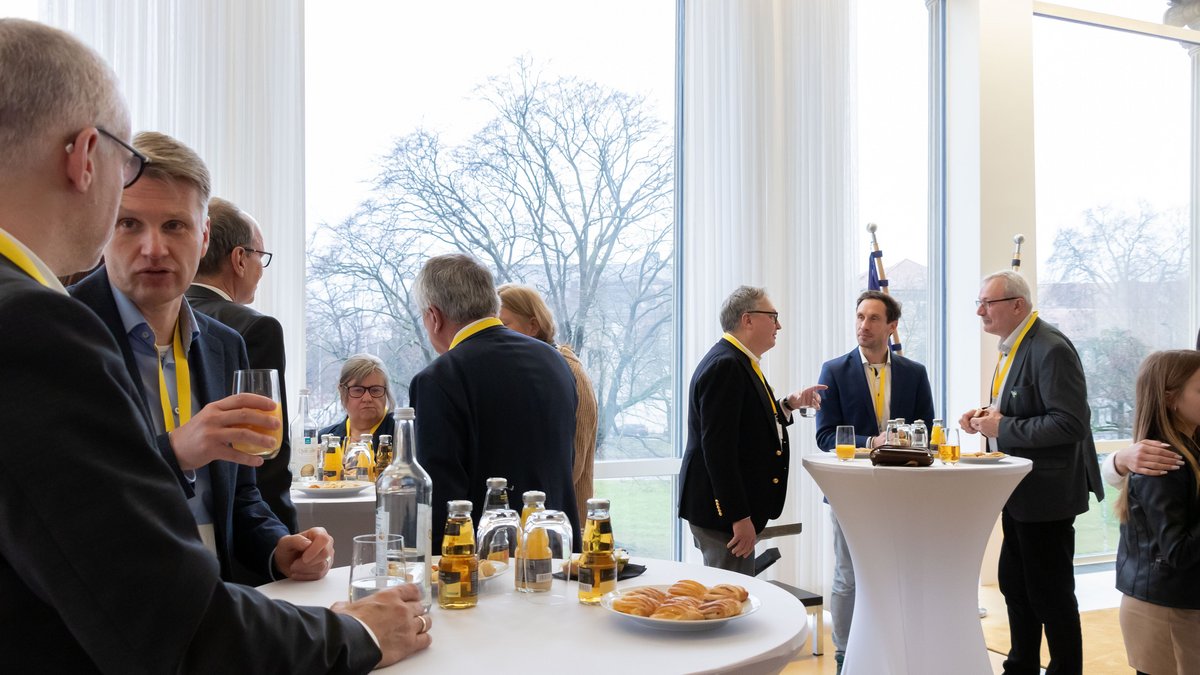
258, 557, 808, 674
804, 453, 1032, 476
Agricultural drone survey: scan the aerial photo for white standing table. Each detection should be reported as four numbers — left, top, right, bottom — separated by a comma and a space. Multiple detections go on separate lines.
802, 454, 1031, 675
291, 485, 376, 566
258, 557, 808, 674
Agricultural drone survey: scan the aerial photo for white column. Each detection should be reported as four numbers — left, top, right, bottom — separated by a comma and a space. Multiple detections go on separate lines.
43, 0, 307, 408
1191, 43, 1200, 341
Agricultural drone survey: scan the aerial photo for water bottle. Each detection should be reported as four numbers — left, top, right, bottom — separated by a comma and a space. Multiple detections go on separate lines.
289, 389, 320, 483
375, 408, 433, 611
911, 420, 928, 450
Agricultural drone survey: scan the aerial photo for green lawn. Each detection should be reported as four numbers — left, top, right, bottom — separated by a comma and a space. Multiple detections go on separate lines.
594, 476, 675, 559
1075, 456, 1122, 557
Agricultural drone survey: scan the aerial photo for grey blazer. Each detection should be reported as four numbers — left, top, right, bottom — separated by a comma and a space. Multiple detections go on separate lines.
995, 317, 1104, 522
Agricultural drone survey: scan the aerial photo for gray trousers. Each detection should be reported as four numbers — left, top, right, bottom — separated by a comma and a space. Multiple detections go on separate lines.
689, 523, 756, 576
831, 510, 855, 655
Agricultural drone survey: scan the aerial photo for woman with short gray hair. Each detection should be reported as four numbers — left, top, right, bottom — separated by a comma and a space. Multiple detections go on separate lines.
317, 353, 397, 451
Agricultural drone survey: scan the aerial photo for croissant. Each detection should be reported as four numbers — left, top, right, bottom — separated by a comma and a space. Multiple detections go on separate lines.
625, 586, 668, 603
668, 579, 708, 598
703, 583, 749, 602
659, 595, 702, 609
650, 603, 705, 620
612, 594, 660, 617
699, 598, 743, 619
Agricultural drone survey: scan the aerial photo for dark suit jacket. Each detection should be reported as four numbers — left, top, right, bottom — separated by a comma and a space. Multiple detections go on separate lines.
0, 257, 377, 673
815, 348, 936, 450
678, 339, 793, 534
995, 317, 1104, 522
187, 284, 297, 532
409, 325, 579, 552
72, 269, 290, 584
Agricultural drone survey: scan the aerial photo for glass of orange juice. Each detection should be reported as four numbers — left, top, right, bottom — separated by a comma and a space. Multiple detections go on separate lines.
835, 425, 856, 461
231, 368, 283, 459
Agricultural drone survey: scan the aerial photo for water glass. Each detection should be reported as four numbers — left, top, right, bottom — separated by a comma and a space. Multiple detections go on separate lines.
516, 509, 573, 604
349, 533, 407, 601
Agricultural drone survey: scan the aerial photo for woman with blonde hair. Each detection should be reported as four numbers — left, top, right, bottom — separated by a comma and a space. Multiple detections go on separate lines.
497, 283, 598, 524
1116, 349, 1200, 675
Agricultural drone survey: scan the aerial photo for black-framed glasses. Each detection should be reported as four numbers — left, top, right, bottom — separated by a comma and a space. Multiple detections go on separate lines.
241, 247, 273, 268
974, 296, 1020, 309
96, 127, 149, 188
342, 385, 387, 399
746, 310, 780, 324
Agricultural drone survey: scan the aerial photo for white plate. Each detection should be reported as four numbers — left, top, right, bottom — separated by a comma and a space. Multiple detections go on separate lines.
292, 481, 373, 497
600, 585, 761, 632
959, 453, 1008, 464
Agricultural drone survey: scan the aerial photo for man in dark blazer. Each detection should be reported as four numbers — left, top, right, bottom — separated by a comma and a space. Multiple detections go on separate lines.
410, 253, 580, 550
71, 131, 330, 587
188, 196, 296, 532
679, 286, 826, 575
0, 18, 427, 671
815, 290, 934, 668
960, 270, 1103, 675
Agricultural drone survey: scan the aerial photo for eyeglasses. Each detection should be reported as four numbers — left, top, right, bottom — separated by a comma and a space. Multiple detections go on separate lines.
240, 247, 273, 268
343, 385, 387, 399
96, 127, 149, 188
974, 296, 1020, 309
746, 310, 780, 324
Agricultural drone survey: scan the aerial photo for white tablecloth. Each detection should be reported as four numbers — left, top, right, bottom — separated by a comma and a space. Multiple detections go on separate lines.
802, 454, 1031, 675
291, 485, 376, 567
258, 558, 808, 674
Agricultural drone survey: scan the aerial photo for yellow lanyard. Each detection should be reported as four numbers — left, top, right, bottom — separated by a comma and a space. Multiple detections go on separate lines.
991, 311, 1038, 402
449, 317, 504, 350
156, 321, 191, 432
871, 365, 887, 430
0, 230, 51, 288
723, 334, 778, 415
344, 415, 386, 450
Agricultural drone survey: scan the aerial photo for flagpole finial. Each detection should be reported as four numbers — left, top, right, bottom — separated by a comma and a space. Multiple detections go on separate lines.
1013, 234, 1025, 245
866, 222, 878, 234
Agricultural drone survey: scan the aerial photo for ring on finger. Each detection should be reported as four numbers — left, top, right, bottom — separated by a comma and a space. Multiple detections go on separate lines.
416, 614, 430, 634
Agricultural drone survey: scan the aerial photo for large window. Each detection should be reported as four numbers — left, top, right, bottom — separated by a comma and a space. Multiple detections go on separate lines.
304, 0, 678, 556
1033, 15, 1194, 557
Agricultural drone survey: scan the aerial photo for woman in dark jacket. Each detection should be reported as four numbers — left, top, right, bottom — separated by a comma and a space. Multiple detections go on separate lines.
1116, 350, 1200, 674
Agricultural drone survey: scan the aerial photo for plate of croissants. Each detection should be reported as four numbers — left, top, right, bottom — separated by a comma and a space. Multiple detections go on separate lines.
600, 580, 760, 631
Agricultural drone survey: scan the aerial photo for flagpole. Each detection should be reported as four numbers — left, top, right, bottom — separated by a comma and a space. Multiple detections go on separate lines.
1011, 234, 1025, 272
866, 223, 904, 356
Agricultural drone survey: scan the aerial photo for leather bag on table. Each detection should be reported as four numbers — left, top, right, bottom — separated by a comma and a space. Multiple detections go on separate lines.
869, 445, 934, 467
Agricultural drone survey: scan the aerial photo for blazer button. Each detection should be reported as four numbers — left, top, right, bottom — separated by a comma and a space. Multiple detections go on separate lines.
772, 478, 779, 484
776, 450, 782, 456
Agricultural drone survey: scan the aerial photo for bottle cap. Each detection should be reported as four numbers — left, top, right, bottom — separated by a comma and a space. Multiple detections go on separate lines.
447, 499, 473, 515
379, 434, 391, 443
395, 407, 415, 420
586, 498, 610, 509
522, 490, 546, 504
487, 477, 509, 489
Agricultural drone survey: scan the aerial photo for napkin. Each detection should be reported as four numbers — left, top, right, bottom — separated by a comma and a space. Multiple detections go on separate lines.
554, 562, 647, 582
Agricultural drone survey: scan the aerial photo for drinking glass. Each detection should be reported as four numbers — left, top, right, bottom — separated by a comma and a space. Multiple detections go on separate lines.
835, 425, 856, 462
517, 509, 573, 604
231, 369, 283, 459
476, 509, 520, 566
349, 533, 407, 601
940, 428, 961, 467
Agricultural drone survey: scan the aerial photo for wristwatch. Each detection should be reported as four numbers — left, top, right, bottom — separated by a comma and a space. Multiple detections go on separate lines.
780, 398, 792, 412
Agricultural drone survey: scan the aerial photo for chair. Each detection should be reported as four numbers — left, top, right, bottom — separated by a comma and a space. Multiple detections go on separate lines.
754, 524, 824, 656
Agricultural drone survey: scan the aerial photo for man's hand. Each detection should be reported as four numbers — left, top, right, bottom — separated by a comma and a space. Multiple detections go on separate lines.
332, 584, 431, 668
784, 384, 829, 413
275, 527, 335, 581
870, 432, 887, 449
958, 407, 986, 433
1114, 440, 1184, 477
167, 393, 279, 471
969, 408, 1003, 438
726, 517, 756, 558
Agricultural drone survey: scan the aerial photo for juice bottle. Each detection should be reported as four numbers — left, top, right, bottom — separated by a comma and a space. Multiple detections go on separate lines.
578, 498, 617, 604
438, 500, 479, 609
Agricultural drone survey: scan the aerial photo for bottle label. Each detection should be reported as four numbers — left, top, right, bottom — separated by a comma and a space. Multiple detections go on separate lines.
529, 557, 552, 584
579, 565, 616, 592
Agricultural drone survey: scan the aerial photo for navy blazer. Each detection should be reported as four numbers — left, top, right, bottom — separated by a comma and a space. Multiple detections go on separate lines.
0, 257, 377, 673
815, 348, 936, 450
678, 339, 793, 534
409, 325, 579, 551
186, 284, 297, 533
994, 317, 1104, 522
71, 269, 289, 584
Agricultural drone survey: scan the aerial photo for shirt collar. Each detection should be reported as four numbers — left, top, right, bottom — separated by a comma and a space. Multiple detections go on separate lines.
0, 227, 68, 295
190, 282, 233, 302
858, 346, 891, 367
450, 317, 502, 347
722, 333, 760, 365
111, 284, 199, 354
999, 312, 1036, 355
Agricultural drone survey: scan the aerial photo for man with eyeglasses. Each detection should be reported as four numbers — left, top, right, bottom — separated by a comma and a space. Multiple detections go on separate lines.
0, 18, 429, 672
71, 131, 328, 588
957, 270, 1102, 675
679, 285, 826, 574
814, 290, 935, 672
188, 196, 296, 532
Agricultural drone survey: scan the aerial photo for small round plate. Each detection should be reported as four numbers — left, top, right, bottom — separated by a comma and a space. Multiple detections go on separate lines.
292, 480, 373, 497
959, 452, 1008, 464
854, 448, 871, 459
600, 585, 761, 632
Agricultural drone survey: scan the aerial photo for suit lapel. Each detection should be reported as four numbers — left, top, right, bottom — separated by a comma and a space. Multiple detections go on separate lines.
726, 342, 777, 425
999, 318, 1040, 413
82, 274, 156, 426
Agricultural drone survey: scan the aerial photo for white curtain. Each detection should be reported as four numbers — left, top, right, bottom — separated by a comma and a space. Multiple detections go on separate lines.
41, 0, 307, 409
683, 0, 858, 595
